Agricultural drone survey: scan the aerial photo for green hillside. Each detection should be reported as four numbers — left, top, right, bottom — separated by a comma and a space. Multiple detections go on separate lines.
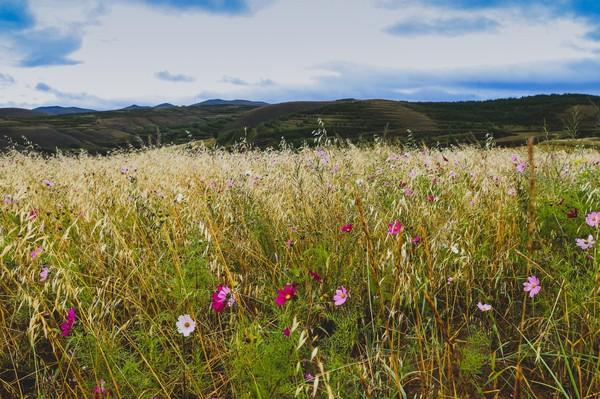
1, 94, 600, 153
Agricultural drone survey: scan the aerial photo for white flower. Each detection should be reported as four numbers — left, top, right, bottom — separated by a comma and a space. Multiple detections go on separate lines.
175, 193, 185, 203
477, 302, 492, 312
176, 314, 196, 337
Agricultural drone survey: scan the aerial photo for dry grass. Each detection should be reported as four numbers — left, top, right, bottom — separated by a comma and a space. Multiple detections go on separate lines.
0, 143, 599, 398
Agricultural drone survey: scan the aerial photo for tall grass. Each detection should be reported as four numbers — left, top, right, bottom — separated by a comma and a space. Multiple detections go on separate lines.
0, 143, 599, 398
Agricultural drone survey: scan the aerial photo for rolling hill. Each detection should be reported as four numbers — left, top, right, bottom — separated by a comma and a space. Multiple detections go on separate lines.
1, 94, 599, 153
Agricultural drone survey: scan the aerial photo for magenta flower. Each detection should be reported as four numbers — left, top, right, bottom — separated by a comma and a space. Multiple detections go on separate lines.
275, 283, 297, 306
477, 302, 492, 312
388, 220, 403, 235
309, 271, 322, 282
40, 266, 49, 282
426, 195, 436, 202
586, 211, 600, 228
566, 209, 578, 219
333, 286, 348, 306
60, 308, 76, 337
31, 246, 43, 259
340, 223, 353, 233
516, 162, 527, 173
576, 235, 595, 250
42, 179, 55, 188
523, 275, 541, 298
212, 284, 235, 313
283, 327, 291, 337
411, 235, 421, 245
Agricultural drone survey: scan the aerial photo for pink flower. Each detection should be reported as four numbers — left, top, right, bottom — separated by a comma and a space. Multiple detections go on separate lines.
42, 179, 55, 188
28, 208, 39, 221
388, 220, 403, 235
426, 195, 436, 202
516, 162, 527, 173
212, 284, 235, 313
31, 246, 43, 259
477, 302, 492, 312
93, 379, 113, 398
120, 167, 129, 175
523, 275, 541, 298
403, 187, 414, 197
285, 239, 294, 249
283, 327, 291, 337
3, 195, 15, 205
305, 373, 314, 382
411, 235, 421, 245
275, 283, 297, 306
586, 211, 600, 227
60, 308, 76, 337
333, 286, 348, 306
447, 277, 454, 284
576, 235, 595, 250
40, 266, 49, 282
309, 271, 322, 282
340, 223, 353, 233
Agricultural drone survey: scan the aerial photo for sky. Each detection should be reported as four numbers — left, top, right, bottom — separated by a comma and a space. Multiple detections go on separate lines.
1, 0, 600, 109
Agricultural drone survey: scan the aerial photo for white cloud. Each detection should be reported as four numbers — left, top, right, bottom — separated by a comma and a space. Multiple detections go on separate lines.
1, 0, 600, 108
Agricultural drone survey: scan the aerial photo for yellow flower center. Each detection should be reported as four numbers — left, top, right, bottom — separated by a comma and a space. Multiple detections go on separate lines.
285, 294, 291, 300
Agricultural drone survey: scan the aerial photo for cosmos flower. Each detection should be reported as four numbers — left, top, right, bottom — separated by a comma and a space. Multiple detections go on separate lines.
275, 283, 297, 306
211, 285, 235, 313
388, 220, 403, 235
411, 235, 421, 245
576, 235, 595, 250
333, 286, 348, 306
516, 162, 527, 173
40, 266, 49, 282
283, 327, 291, 337
523, 275, 541, 298
60, 308, 76, 337
309, 271, 322, 282
31, 246, 43, 259
586, 211, 600, 227
566, 209, 578, 219
176, 314, 196, 337
340, 223, 353, 233
477, 302, 492, 312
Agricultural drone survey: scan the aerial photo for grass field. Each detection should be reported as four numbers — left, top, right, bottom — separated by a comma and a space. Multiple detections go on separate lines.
0, 141, 599, 398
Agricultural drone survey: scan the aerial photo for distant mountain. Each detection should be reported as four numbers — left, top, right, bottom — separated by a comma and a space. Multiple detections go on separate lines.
154, 103, 177, 109
0, 108, 45, 118
121, 104, 151, 110
34, 106, 96, 115
192, 99, 269, 107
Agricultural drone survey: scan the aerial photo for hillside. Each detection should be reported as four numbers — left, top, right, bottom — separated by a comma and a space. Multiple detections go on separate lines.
1, 94, 599, 153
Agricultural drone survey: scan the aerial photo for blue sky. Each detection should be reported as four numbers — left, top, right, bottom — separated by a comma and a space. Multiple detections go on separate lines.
1, 0, 600, 108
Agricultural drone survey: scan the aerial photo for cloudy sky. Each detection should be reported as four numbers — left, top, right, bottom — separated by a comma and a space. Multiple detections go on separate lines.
1, 0, 600, 109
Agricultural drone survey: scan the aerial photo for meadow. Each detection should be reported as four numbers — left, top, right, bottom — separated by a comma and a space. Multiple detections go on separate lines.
0, 141, 599, 398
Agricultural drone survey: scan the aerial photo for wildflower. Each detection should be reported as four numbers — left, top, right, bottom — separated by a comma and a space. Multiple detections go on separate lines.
60, 308, 76, 337
340, 223, 353, 233
331, 164, 340, 173
283, 327, 291, 337
40, 266, 49, 282
426, 195, 436, 202
576, 235, 595, 250
93, 379, 113, 398
403, 187, 414, 197
275, 283, 297, 306
174, 193, 185, 203
586, 211, 600, 227
225, 179, 235, 189
42, 179, 55, 188
523, 275, 541, 298
176, 314, 196, 337
511, 154, 519, 163
28, 208, 39, 221
447, 277, 454, 284
31, 246, 43, 259
309, 271, 322, 282
3, 195, 14, 205
507, 187, 517, 197
285, 239, 294, 249
516, 162, 527, 173
120, 166, 129, 175
304, 373, 314, 382
333, 286, 348, 306
449, 171, 456, 178
212, 284, 235, 313
388, 220, 403, 235
566, 209, 578, 219
477, 302, 492, 312
411, 235, 421, 245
